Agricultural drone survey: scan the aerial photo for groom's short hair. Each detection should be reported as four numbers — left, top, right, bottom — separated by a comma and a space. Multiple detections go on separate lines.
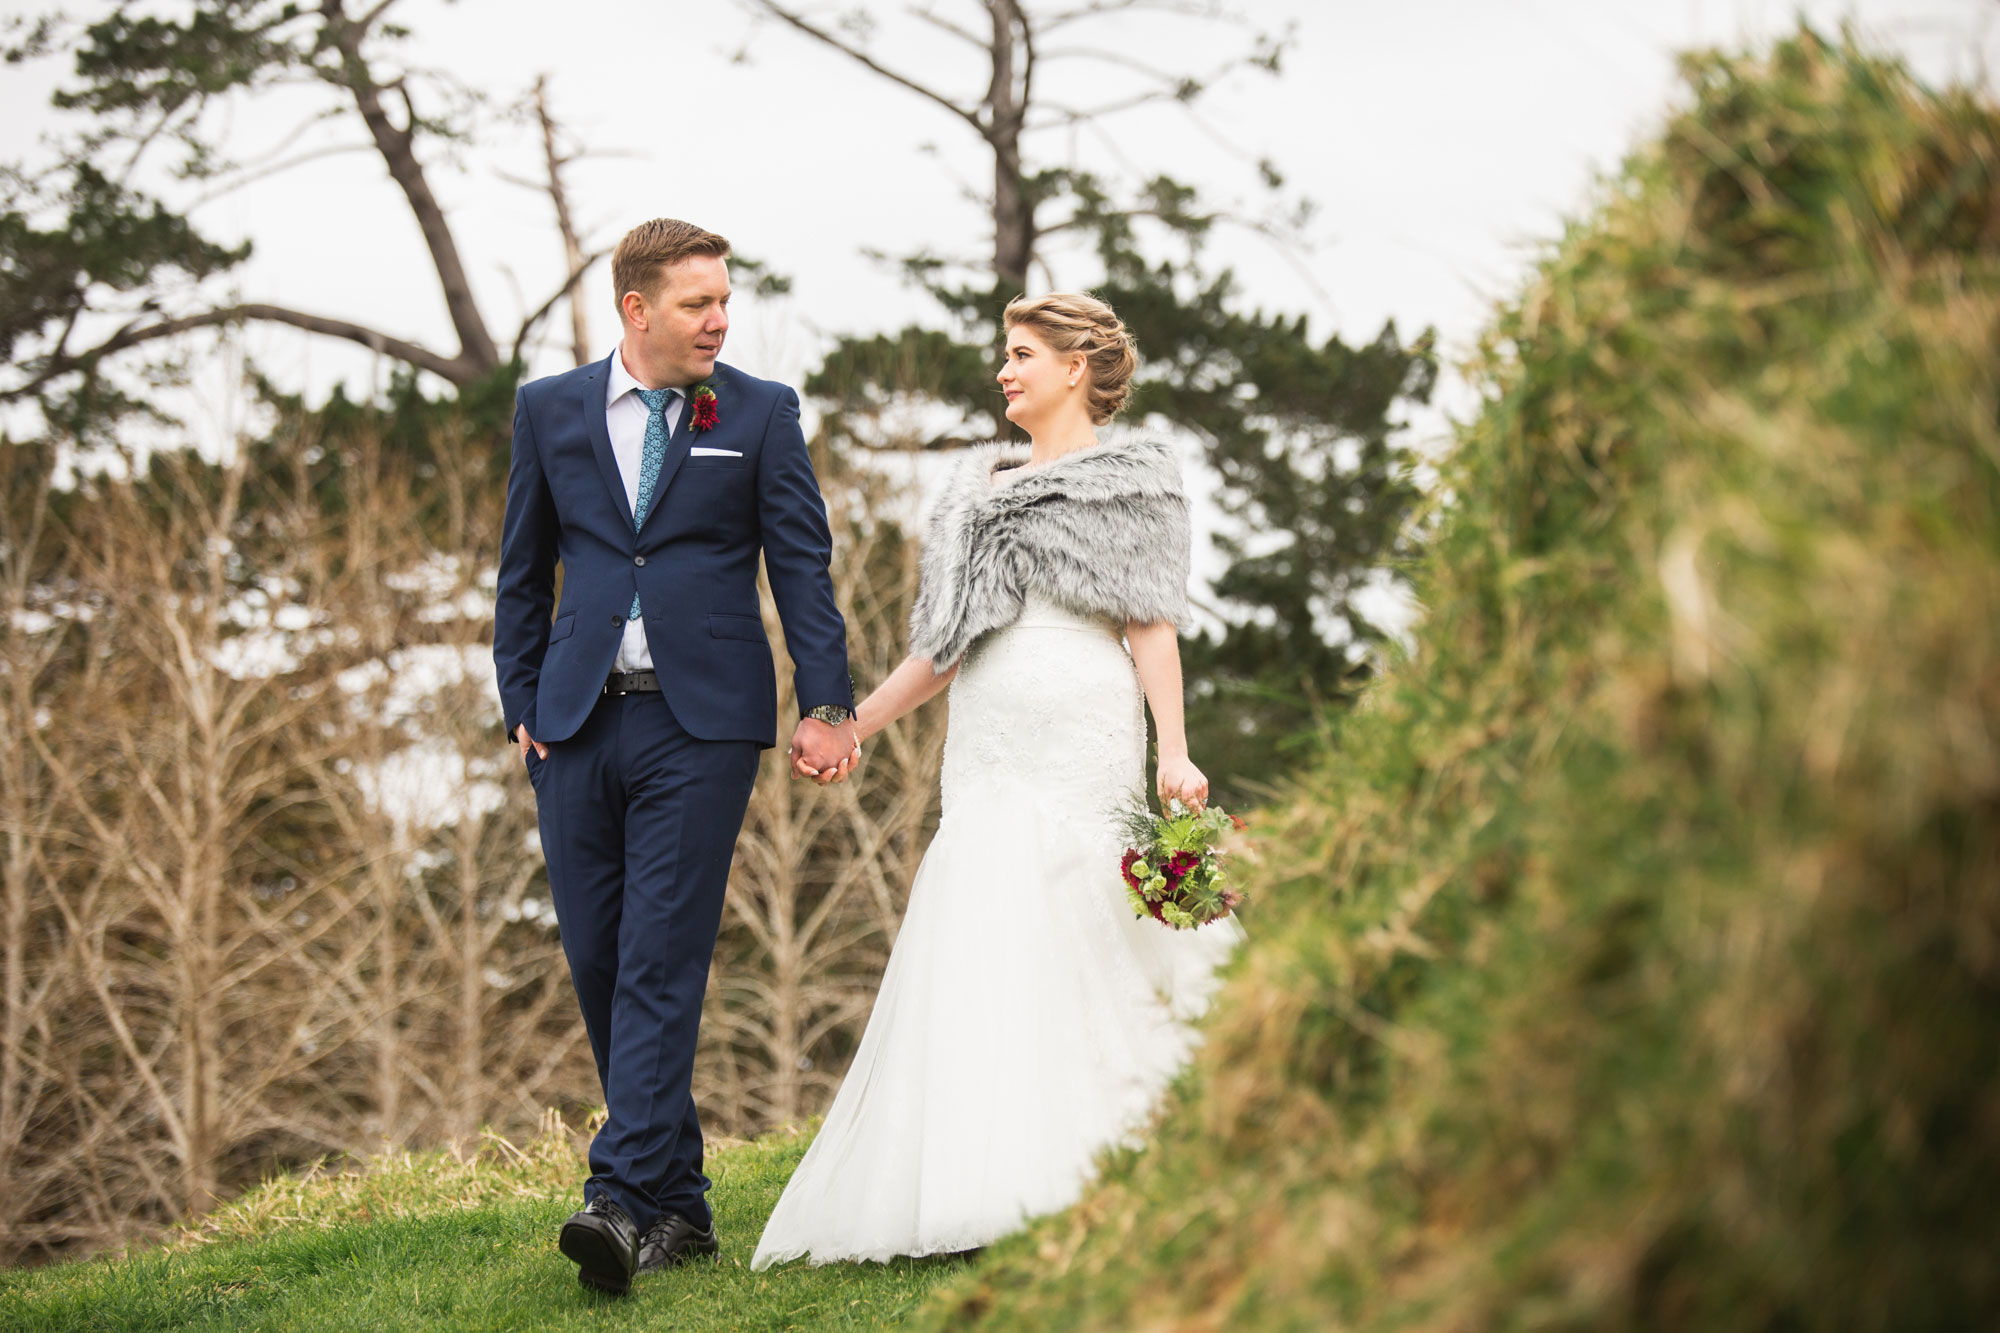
612, 218, 732, 311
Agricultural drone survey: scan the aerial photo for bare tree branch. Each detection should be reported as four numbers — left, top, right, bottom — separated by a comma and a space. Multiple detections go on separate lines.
1028, 84, 1188, 128
1037, 0, 1148, 23
1040, 0, 1233, 29
744, 0, 988, 135
321, 0, 500, 376
355, 0, 404, 31
1026, 41, 1278, 129
513, 248, 613, 365
1019, 0, 1038, 131
184, 141, 375, 210
531, 75, 593, 367
1040, 204, 1331, 305
1033, 43, 1193, 78
180, 103, 349, 191
905, 3, 986, 49
985, 0, 1033, 285
2, 304, 474, 403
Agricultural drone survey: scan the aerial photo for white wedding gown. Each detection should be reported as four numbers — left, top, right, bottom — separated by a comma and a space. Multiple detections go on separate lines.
751, 593, 1244, 1268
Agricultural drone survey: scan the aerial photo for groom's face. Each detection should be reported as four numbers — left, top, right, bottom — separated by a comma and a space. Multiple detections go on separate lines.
625, 255, 731, 387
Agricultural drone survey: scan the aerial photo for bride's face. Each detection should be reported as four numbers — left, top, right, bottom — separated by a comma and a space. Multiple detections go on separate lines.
997, 324, 1081, 429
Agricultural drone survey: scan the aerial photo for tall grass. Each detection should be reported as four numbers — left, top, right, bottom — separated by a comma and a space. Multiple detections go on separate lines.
920, 28, 2000, 1331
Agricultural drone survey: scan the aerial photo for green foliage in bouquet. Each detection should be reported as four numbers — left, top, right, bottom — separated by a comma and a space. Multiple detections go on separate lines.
1117, 797, 1245, 930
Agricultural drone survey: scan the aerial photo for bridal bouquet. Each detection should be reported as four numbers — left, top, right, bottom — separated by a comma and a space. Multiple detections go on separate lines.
1117, 797, 1245, 930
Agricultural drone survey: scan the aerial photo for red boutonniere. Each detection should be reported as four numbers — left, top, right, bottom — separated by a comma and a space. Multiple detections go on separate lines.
690, 383, 720, 433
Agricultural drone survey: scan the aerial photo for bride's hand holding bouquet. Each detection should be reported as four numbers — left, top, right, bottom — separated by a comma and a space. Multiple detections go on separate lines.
1121, 753, 1245, 931
1155, 752, 1209, 810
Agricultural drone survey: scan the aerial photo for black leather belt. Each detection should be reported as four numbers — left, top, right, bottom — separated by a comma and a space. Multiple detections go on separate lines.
602, 669, 661, 696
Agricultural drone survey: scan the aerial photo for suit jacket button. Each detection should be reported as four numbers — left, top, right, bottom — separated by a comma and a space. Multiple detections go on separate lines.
634, 555, 646, 567
611, 615, 623, 627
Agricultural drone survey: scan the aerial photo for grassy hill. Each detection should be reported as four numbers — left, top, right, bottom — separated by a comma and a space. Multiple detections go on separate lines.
0, 1119, 967, 1331
913, 28, 2000, 1333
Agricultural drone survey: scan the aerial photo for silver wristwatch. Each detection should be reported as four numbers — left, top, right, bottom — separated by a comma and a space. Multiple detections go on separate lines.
804, 704, 854, 727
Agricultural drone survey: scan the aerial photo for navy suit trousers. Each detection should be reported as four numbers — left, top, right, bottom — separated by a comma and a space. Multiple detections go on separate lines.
527, 689, 760, 1232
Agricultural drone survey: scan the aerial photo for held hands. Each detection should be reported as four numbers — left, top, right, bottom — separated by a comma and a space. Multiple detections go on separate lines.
1156, 754, 1209, 809
789, 716, 861, 785
522, 720, 857, 784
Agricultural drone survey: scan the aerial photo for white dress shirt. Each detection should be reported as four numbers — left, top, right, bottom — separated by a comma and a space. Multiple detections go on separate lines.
606, 348, 685, 671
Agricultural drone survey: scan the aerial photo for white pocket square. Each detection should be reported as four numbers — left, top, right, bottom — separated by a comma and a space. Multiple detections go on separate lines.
689, 446, 743, 458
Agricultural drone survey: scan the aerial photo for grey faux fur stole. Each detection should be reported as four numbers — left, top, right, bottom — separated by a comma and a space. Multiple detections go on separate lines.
908, 431, 1192, 672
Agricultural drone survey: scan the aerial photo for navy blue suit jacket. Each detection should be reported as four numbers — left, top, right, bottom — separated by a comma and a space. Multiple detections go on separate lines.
494, 356, 854, 748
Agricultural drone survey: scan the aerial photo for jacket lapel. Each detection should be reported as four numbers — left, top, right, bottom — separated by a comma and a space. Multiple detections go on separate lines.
581, 358, 637, 531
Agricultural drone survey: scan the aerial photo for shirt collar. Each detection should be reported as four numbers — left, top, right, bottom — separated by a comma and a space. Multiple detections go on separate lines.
606, 347, 681, 409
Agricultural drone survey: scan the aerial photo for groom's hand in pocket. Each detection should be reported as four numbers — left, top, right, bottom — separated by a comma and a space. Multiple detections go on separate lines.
515, 724, 549, 763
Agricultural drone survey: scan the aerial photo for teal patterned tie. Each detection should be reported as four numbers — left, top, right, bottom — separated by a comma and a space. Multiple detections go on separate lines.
627, 387, 674, 622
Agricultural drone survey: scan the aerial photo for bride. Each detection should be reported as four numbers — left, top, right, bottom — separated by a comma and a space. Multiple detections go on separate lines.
752, 291, 1243, 1269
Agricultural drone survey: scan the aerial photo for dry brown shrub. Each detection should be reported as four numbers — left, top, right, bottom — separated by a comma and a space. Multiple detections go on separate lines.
0, 404, 939, 1265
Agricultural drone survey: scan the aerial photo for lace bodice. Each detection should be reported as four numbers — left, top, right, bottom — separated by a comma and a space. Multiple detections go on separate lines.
939, 595, 1143, 823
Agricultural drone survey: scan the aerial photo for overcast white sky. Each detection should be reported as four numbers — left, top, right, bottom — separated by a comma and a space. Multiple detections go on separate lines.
4, 0, 1992, 419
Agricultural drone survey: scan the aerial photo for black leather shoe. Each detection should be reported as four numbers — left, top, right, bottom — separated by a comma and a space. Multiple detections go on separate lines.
559, 1195, 639, 1295
636, 1211, 720, 1273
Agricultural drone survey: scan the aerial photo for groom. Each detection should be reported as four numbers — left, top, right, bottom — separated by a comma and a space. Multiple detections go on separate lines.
494, 218, 859, 1294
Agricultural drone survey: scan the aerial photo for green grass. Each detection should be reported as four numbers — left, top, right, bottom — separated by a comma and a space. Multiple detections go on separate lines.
0, 1125, 969, 1332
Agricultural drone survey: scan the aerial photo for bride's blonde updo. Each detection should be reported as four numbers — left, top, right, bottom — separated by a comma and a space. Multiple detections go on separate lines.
1002, 291, 1139, 425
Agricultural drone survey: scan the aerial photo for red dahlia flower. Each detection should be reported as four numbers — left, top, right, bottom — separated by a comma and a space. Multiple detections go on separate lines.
1120, 849, 1144, 889
1166, 850, 1201, 881
691, 384, 720, 432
